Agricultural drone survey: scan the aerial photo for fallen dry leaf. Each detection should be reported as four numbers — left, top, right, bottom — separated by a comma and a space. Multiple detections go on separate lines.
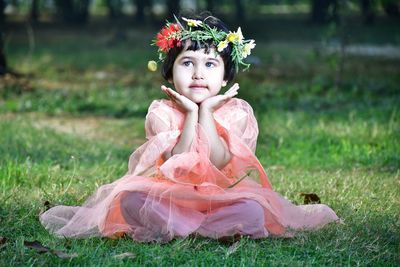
300, 193, 321, 204
43, 200, 52, 211
0, 237, 7, 249
24, 240, 50, 253
24, 240, 78, 259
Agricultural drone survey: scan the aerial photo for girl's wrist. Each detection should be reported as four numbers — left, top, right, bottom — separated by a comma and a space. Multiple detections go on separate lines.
186, 105, 199, 113
199, 102, 214, 113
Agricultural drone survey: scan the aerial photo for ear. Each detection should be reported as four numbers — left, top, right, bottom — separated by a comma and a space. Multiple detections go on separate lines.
222, 80, 227, 87
168, 78, 174, 85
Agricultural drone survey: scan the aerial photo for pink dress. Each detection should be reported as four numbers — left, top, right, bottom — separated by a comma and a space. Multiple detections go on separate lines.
40, 98, 339, 242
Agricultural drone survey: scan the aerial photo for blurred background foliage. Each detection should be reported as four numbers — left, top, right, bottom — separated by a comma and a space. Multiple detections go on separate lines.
1, 0, 399, 111
0, 0, 400, 25
0, 0, 398, 172
1, 0, 400, 75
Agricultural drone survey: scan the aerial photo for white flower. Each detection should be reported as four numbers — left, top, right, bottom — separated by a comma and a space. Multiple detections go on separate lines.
237, 27, 244, 43
182, 17, 202, 27
217, 40, 229, 52
241, 40, 256, 58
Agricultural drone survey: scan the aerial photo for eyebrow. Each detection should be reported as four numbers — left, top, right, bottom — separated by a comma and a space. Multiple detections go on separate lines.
179, 56, 221, 63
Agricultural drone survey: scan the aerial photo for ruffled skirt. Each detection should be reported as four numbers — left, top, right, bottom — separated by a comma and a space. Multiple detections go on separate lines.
40, 174, 339, 242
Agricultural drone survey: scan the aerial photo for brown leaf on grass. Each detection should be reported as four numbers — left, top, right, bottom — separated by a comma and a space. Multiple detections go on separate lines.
24, 240, 50, 253
39, 200, 52, 215
24, 240, 78, 259
43, 201, 52, 211
217, 234, 241, 245
112, 252, 136, 259
300, 193, 321, 204
0, 237, 7, 249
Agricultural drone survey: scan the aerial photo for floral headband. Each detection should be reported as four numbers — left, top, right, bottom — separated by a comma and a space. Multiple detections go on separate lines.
148, 16, 256, 72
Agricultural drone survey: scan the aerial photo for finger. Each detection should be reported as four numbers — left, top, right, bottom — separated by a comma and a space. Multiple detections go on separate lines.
230, 83, 240, 93
163, 89, 176, 102
161, 85, 170, 92
161, 85, 171, 96
218, 94, 232, 102
225, 88, 239, 98
225, 83, 239, 95
163, 86, 180, 98
161, 85, 178, 100
228, 83, 239, 91
168, 92, 177, 101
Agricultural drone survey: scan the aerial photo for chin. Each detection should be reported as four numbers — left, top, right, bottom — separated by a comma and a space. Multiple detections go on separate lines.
190, 97, 206, 104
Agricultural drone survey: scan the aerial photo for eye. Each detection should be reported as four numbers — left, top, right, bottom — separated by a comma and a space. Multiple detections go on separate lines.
205, 62, 215, 68
183, 61, 193, 67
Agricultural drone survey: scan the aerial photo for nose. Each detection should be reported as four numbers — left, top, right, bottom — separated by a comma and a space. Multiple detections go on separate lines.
192, 66, 204, 80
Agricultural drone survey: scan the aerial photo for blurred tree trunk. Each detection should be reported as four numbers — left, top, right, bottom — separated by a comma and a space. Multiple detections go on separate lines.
167, 0, 180, 18
106, 0, 123, 19
55, 0, 90, 25
235, 0, 245, 22
360, 0, 375, 24
0, 33, 6, 75
0, 0, 5, 26
0, 0, 6, 75
30, 0, 40, 22
206, 0, 214, 13
135, 0, 150, 22
383, 1, 400, 17
310, 0, 338, 24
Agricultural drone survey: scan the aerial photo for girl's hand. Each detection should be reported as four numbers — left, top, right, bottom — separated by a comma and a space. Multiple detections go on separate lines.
161, 85, 198, 112
200, 83, 239, 112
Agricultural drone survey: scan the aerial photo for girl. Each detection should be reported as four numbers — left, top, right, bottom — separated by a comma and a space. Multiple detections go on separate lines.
40, 14, 339, 243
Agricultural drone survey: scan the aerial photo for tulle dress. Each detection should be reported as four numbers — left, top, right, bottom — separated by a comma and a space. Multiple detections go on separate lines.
40, 98, 339, 242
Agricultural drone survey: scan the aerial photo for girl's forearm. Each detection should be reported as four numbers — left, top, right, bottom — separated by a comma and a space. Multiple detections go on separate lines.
164, 110, 198, 159
199, 107, 231, 169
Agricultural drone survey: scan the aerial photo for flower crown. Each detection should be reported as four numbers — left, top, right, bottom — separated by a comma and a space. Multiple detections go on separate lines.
149, 16, 256, 72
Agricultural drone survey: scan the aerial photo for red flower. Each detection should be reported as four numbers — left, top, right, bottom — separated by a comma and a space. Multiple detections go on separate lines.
156, 23, 181, 52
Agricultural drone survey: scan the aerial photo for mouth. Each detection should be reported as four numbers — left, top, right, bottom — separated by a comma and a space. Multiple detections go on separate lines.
189, 84, 208, 90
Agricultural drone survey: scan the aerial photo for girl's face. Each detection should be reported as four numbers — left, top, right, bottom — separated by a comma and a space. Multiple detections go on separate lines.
170, 48, 227, 104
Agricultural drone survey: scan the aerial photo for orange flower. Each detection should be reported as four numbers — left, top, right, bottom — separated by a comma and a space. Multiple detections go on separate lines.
155, 23, 182, 52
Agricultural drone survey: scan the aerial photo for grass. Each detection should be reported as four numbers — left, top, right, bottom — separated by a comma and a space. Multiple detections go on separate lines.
1, 16, 399, 266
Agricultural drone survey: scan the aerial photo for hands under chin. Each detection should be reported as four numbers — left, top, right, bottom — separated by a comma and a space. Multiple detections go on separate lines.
161, 85, 198, 113
200, 83, 240, 112
161, 83, 240, 114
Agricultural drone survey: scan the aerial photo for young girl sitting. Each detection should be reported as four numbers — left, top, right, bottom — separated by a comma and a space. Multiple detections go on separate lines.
40, 13, 339, 243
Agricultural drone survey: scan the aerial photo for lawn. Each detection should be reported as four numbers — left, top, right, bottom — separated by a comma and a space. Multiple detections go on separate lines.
1, 15, 399, 266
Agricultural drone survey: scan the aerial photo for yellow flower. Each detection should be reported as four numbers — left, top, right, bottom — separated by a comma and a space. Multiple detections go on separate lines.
147, 60, 157, 72
242, 40, 256, 58
226, 32, 237, 43
217, 40, 229, 52
226, 27, 244, 44
182, 17, 202, 27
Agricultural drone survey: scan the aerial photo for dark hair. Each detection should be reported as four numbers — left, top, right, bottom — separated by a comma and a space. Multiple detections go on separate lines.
161, 12, 236, 83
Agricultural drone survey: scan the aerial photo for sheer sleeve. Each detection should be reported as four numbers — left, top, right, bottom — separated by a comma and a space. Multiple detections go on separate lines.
127, 100, 182, 176
215, 98, 272, 189
214, 98, 258, 152
145, 100, 182, 139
